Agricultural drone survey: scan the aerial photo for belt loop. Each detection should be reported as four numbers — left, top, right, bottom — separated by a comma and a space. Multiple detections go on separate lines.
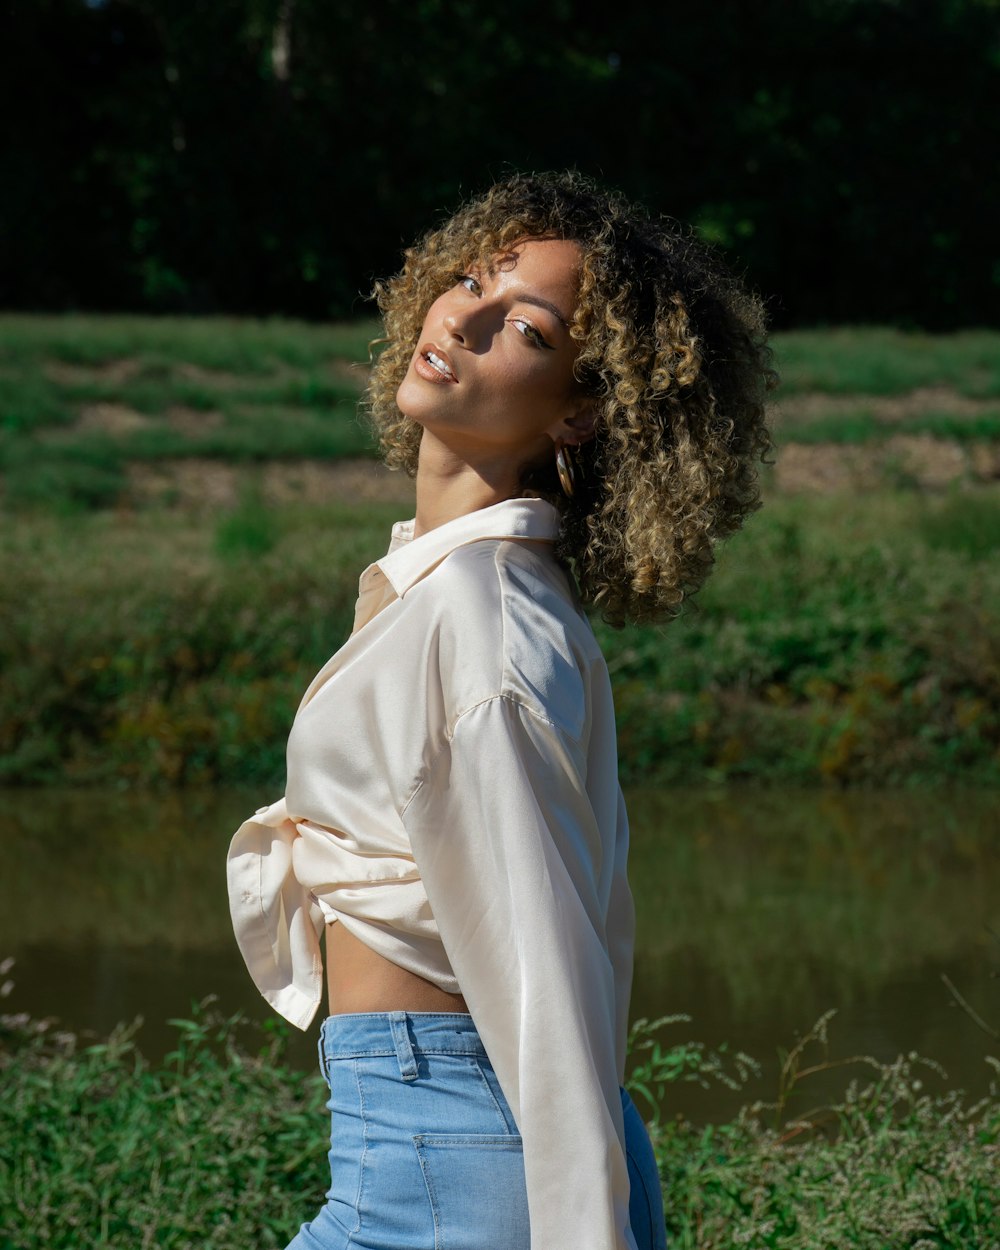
388, 1011, 419, 1081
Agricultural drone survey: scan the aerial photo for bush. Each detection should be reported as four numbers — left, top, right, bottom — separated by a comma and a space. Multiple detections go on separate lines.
2, 494, 999, 788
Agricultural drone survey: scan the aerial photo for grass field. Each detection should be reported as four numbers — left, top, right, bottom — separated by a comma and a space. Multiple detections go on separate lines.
1, 1003, 997, 1250
1, 315, 999, 788
2, 315, 1000, 509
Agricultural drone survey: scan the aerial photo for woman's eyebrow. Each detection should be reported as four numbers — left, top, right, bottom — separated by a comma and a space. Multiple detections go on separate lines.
514, 292, 571, 328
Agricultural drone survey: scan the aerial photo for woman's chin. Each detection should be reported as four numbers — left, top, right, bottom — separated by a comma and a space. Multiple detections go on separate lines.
395, 375, 434, 424
395, 386, 462, 435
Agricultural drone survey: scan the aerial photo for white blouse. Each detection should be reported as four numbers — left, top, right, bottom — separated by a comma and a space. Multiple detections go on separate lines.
227, 496, 637, 1250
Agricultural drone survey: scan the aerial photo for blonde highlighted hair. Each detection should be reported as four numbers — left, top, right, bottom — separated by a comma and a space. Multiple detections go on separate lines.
368, 171, 775, 627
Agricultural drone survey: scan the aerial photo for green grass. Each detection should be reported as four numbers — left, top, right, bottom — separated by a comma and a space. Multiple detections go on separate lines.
918, 492, 1000, 559
1, 318, 1000, 516
2, 316, 998, 397
0, 313, 381, 372
776, 409, 1000, 444
773, 326, 1000, 397
0, 315, 380, 510
1, 1005, 996, 1249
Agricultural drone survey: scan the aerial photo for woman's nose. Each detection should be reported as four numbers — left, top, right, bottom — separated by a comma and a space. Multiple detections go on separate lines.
442, 297, 489, 349
443, 305, 484, 349
442, 307, 467, 343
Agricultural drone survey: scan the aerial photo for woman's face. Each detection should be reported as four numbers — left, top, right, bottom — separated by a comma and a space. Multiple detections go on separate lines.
395, 237, 590, 468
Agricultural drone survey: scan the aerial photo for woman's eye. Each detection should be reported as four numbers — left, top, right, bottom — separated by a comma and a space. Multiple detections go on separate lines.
507, 317, 551, 349
457, 274, 482, 295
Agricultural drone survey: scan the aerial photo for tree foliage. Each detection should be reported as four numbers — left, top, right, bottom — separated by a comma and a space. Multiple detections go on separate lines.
2, 0, 998, 327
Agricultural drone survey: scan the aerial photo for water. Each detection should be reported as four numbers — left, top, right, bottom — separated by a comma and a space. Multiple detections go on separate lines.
2, 786, 996, 1122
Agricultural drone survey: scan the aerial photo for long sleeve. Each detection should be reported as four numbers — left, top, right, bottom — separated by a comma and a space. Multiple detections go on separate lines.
400, 694, 637, 1250
227, 797, 325, 1030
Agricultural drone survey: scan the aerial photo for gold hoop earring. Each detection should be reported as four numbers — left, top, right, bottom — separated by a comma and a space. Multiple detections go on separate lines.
555, 439, 576, 498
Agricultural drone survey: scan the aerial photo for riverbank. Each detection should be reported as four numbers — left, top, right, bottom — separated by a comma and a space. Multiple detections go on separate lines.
1, 1004, 996, 1249
2, 488, 998, 788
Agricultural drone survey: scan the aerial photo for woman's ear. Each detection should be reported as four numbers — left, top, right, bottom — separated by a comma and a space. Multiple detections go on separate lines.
547, 401, 597, 448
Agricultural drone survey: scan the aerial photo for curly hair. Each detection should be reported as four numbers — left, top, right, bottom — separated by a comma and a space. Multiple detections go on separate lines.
367, 171, 776, 627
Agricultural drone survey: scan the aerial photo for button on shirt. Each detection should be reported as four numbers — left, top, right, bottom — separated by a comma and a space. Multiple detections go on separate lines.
227, 497, 638, 1250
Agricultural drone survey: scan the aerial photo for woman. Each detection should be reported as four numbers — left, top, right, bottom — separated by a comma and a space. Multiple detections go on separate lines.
228, 171, 773, 1250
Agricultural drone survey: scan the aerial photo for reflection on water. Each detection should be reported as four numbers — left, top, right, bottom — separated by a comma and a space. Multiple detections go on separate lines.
2, 786, 997, 1121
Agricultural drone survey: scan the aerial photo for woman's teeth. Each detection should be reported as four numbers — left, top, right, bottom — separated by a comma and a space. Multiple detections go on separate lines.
426, 352, 453, 378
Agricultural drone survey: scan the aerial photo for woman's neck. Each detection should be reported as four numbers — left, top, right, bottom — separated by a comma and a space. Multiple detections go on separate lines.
413, 430, 528, 537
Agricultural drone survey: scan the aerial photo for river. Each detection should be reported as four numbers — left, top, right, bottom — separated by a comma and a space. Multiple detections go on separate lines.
2, 785, 996, 1123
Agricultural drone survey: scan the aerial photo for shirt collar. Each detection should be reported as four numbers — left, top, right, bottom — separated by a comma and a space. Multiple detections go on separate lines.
377, 497, 561, 598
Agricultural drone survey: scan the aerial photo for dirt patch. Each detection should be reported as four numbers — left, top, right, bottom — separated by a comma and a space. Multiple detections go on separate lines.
260, 459, 413, 505
325, 359, 369, 391
774, 444, 881, 494
174, 362, 271, 389
45, 359, 144, 386
968, 443, 1000, 480
884, 434, 970, 488
774, 386, 996, 427
876, 386, 994, 421
127, 460, 240, 509
76, 403, 154, 434
165, 405, 225, 434
125, 457, 415, 510
124, 441, 1000, 508
773, 435, 992, 493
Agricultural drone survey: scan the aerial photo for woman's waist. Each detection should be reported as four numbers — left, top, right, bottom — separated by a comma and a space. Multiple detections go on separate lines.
325, 910, 468, 1015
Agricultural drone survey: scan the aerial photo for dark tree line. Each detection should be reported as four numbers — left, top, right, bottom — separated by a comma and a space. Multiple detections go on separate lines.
2, 0, 998, 328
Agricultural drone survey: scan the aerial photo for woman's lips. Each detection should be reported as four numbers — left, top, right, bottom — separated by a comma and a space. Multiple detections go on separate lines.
414, 344, 458, 384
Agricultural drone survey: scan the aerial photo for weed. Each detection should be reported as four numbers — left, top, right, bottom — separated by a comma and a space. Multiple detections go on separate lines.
626, 1015, 761, 1126
215, 486, 281, 561
918, 491, 1000, 559
0, 372, 68, 434
0, 438, 126, 512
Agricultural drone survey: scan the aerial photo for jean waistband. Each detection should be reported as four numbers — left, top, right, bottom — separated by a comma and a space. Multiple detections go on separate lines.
318, 1011, 484, 1082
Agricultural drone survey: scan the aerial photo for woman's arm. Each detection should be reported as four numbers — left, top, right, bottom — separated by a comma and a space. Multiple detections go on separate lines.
401, 693, 637, 1250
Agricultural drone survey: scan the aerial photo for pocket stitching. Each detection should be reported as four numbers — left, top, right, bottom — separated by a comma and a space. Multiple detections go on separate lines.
412, 1134, 527, 1250
471, 1056, 519, 1134
349, 1057, 367, 1241
413, 1138, 444, 1250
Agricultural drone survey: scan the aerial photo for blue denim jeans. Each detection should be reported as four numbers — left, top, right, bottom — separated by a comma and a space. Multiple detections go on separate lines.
285, 1011, 666, 1250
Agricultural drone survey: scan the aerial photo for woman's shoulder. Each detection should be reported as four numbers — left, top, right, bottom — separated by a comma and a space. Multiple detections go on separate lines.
408, 538, 606, 737
413, 536, 589, 640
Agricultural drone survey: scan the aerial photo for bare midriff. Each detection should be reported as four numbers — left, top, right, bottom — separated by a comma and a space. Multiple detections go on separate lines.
325, 920, 470, 1016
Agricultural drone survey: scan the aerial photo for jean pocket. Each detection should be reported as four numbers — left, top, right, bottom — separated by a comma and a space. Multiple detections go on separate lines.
413, 1134, 530, 1250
